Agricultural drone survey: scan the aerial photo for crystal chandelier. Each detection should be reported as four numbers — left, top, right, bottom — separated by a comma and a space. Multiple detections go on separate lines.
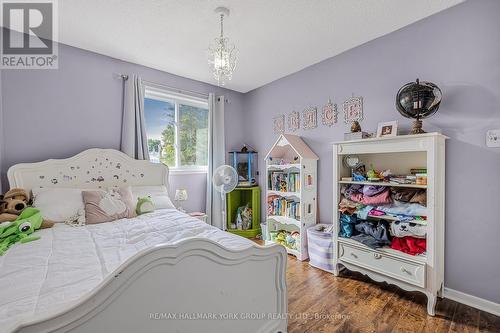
208, 7, 237, 86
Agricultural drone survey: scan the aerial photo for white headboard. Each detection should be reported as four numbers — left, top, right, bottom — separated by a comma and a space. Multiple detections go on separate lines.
7, 148, 169, 193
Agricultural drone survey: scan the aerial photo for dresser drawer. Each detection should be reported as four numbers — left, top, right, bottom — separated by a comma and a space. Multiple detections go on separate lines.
338, 241, 426, 288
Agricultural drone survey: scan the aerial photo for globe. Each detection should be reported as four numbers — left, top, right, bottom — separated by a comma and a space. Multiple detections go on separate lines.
396, 79, 442, 134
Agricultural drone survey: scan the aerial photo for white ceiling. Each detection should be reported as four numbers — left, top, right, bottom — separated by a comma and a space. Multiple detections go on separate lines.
56, 0, 464, 93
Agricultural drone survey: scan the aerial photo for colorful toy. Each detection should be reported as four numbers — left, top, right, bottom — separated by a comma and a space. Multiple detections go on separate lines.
0, 207, 43, 255
136, 196, 155, 215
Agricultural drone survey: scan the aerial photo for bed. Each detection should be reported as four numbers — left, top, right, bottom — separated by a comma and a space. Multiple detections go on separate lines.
1, 149, 287, 333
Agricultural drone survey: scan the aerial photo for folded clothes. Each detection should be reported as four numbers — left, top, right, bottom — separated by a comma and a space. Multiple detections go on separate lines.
341, 184, 363, 198
376, 200, 427, 217
390, 221, 426, 238
390, 236, 426, 255
339, 197, 362, 215
339, 214, 358, 238
391, 188, 427, 206
351, 220, 391, 249
351, 233, 389, 250
395, 215, 427, 224
356, 205, 373, 219
369, 209, 385, 216
354, 220, 391, 243
351, 188, 392, 205
362, 185, 386, 197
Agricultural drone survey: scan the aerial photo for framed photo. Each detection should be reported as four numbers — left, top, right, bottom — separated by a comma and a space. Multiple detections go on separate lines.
377, 121, 398, 137
273, 114, 285, 134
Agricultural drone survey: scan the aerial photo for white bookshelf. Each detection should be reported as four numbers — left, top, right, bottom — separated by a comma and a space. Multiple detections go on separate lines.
332, 132, 447, 316
265, 134, 318, 261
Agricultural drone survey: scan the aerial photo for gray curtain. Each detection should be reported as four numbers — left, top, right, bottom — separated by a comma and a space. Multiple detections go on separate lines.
206, 94, 225, 228
120, 74, 149, 160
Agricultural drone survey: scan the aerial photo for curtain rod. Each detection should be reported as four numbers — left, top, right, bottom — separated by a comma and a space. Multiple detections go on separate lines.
141, 79, 209, 99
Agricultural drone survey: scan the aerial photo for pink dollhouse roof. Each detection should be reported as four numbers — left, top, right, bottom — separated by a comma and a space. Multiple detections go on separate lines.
265, 134, 319, 160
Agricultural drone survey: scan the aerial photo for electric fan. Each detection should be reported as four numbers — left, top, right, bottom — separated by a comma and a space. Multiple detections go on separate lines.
212, 165, 238, 231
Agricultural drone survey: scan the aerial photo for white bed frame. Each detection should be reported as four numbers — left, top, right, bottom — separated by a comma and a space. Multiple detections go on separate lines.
7, 148, 287, 333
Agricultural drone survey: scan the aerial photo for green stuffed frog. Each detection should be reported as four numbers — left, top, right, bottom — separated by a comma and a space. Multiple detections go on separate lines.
0, 207, 43, 255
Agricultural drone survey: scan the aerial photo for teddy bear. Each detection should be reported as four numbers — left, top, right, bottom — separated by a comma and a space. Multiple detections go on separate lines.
0, 188, 54, 229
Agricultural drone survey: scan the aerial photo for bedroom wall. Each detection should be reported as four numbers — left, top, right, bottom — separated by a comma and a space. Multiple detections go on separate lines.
243, 0, 500, 304
0, 38, 245, 212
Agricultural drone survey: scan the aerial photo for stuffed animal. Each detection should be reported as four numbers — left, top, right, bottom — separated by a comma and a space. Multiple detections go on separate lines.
0, 188, 54, 228
0, 188, 29, 223
136, 196, 155, 215
0, 207, 43, 255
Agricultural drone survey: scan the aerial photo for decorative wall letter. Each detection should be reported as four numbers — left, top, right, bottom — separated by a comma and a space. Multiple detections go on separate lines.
321, 99, 337, 127
273, 114, 285, 134
288, 111, 300, 132
343, 96, 364, 124
302, 107, 318, 130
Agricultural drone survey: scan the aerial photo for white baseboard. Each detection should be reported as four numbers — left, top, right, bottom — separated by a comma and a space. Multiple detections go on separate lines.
444, 287, 500, 316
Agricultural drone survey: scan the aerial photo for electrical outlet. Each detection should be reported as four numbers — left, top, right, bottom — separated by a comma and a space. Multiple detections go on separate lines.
486, 129, 500, 147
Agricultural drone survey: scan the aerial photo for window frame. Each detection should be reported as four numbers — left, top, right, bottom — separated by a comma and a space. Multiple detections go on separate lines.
144, 86, 209, 175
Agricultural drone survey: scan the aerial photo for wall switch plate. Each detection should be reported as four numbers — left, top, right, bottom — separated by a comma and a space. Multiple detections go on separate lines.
486, 129, 500, 147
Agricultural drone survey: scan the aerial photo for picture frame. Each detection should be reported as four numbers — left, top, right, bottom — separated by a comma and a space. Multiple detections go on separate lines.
376, 121, 398, 137
343, 96, 363, 124
302, 107, 317, 130
321, 99, 337, 127
288, 111, 300, 132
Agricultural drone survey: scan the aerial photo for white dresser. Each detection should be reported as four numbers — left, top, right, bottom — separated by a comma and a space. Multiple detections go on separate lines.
332, 133, 447, 315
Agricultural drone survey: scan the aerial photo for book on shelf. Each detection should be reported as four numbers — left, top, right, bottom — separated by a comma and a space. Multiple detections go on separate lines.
267, 196, 301, 220
268, 171, 301, 192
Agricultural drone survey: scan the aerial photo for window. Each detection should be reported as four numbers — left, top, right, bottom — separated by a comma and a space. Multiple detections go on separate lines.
144, 87, 209, 173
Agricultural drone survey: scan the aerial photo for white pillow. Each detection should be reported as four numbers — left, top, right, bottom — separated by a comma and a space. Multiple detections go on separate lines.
130, 185, 175, 210
32, 188, 86, 223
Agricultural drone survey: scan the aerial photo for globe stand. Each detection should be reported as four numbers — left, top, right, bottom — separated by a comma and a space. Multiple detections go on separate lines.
411, 119, 425, 134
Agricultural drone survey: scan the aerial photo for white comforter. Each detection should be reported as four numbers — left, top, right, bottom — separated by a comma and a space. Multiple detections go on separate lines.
0, 209, 253, 332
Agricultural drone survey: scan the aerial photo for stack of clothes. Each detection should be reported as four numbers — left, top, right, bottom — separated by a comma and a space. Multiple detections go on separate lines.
338, 185, 427, 256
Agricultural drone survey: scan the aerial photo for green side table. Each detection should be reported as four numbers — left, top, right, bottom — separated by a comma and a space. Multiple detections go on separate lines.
226, 186, 260, 238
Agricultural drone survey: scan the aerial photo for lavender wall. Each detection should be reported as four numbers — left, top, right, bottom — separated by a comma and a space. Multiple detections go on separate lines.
243, 0, 500, 303
0, 40, 245, 212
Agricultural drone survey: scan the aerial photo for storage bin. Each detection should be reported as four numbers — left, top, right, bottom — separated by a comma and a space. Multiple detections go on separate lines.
307, 224, 334, 272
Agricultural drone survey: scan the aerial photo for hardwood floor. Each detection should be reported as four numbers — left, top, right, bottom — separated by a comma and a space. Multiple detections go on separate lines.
284, 255, 500, 332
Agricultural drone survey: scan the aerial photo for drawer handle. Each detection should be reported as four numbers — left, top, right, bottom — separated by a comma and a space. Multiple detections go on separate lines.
350, 252, 358, 259
373, 253, 382, 259
400, 267, 412, 275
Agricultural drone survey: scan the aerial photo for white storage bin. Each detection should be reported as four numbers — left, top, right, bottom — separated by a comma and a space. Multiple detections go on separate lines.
307, 224, 334, 272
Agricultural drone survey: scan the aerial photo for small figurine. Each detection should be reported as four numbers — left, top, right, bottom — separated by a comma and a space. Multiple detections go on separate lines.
351, 121, 362, 133
352, 172, 367, 181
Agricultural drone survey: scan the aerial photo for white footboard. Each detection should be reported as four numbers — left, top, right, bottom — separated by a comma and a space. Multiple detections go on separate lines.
12, 239, 287, 333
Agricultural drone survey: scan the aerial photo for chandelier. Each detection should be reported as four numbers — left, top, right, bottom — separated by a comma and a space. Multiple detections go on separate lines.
208, 7, 237, 86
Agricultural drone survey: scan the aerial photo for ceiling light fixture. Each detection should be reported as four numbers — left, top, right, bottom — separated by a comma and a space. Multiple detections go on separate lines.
208, 7, 237, 86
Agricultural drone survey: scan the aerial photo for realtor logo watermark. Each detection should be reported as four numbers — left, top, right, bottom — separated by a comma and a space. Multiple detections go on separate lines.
1, 0, 58, 69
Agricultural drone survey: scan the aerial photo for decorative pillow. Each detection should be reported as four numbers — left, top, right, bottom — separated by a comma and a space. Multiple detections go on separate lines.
32, 188, 86, 224
82, 187, 137, 224
130, 185, 175, 210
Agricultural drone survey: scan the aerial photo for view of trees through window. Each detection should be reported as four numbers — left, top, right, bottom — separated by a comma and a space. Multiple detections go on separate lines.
144, 96, 208, 169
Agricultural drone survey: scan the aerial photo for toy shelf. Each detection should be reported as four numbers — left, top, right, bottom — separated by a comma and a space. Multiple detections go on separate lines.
226, 186, 261, 238
265, 134, 318, 261
338, 180, 427, 189
332, 133, 447, 316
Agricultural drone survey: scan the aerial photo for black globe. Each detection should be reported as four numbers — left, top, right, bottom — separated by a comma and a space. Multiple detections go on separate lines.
396, 80, 442, 120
